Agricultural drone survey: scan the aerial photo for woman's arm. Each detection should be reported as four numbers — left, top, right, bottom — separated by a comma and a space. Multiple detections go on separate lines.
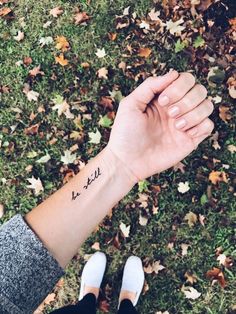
25, 70, 214, 270
25, 147, 136, 268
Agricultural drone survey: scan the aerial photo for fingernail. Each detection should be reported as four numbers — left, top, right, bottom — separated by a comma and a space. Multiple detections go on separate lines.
188, 128, 198, 136
168, 106, 180, 117
175, 118, 186, 129
159, 95, 169, 106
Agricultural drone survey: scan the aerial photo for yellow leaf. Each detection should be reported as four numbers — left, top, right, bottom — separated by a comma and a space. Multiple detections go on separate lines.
209, 171, 228, 185
55, 54, 69, 66
55, 36, 70, 52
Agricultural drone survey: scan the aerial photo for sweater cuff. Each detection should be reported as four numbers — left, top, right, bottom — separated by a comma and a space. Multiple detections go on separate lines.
0, 214, 65, 314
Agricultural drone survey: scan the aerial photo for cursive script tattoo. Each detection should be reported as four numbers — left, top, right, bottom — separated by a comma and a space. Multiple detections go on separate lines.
71, 167, 101, 201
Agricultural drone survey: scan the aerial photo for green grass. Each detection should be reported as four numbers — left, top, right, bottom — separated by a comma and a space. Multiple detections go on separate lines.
0, 0, 235, 313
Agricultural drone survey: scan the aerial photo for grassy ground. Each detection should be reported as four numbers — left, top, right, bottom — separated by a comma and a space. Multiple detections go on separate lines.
0, 0, 235, 313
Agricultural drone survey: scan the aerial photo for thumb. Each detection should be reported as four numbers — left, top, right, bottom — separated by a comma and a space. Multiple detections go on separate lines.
126, 70, 179, 111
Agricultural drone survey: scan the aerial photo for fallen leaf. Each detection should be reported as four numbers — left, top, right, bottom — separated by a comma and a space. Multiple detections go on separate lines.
55, 36, 69, 52
50, 7, 63, 18
88, 129, 102, 144
181, 243, 190, 256
182, 286, 201, 300
55, 54, 69, 66
178, 181, 190, 193
228, 86, 236, 99
144, 260, 165, 274
0, 7, 11, 16
52, 95, 74, 118
61, 150, 77, 165
23, 84, 40, 102
148, 8, 160, 21
139, 20, 150, 30
219, 106, 232, 123
98, 96, 113, 110
206, 267, 226, 288
139, 214, 148, 226
199, 214, 206, 226
184, 212, 197, 228
91, 242, 100, 251
227, 144, 236, 153
97, 67, 108, 79
24, 123, 40, 135
36, 154, 51, 164
138, 47, 152, 58
166, 18, 185, 35
209, 171, 228, 185
74, 11, 90, 25
184, 271, 198, 284
14, 30, 24, 42
27, 176, 44, 195
29, 66, 45, 77
119, 222, 130, 238
39, 36, 53, 47
95, 48, 106, 58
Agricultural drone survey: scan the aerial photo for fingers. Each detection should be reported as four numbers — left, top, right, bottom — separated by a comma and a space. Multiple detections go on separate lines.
125, 70, 179, 111
174, 99, 214, 131
157, 72, 195, 107
187, 118, 214, 147
167, 84, 208, 118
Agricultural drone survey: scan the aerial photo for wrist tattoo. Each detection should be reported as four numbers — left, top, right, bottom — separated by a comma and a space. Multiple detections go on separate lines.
71, 167, 101, 201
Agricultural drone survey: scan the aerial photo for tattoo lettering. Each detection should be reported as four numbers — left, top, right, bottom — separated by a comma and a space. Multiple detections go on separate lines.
71, 167, 101, 201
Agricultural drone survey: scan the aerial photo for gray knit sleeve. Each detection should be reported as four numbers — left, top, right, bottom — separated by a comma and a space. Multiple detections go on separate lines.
0, 214, 65, 314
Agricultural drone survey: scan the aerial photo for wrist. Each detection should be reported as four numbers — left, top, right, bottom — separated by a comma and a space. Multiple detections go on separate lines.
100, 146, 137, 194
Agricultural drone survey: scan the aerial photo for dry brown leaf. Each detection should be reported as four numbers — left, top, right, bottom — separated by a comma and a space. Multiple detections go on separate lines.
50, 7, 63, 18
184, 271, 198, 284
23, 56, 33, 66
14, 30, 24, 42
184, 212, 197, 227
91, 242, 100, 250
219, 105, 232, 123
209, 171, 228, 185
55, 54, 69, 66
97, 67, 108, 79
29, 66, 45, 77
74, 11, 90, 25
0, 7, 11, 16
206, 267, 226, 288
138, 47, 152, 58
24, 123, 40, 135
98, 96, 113, 110
108, 32, 117, 41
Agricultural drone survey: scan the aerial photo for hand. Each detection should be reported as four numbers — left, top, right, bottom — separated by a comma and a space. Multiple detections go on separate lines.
107, 70, 214, 182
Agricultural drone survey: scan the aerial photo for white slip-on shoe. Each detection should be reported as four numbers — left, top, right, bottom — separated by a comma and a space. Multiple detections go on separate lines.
119, 256, 145, 307
79, 252, 107, 301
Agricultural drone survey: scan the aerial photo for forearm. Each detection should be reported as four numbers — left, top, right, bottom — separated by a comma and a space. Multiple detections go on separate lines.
25, 147, 135, 268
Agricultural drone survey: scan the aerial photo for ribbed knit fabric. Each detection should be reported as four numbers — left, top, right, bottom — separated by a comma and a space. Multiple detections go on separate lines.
0, 214, 65, 314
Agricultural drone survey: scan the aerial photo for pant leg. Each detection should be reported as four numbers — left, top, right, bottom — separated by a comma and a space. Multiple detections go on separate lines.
117, 299, 138, 314
50, 293, 97, 314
